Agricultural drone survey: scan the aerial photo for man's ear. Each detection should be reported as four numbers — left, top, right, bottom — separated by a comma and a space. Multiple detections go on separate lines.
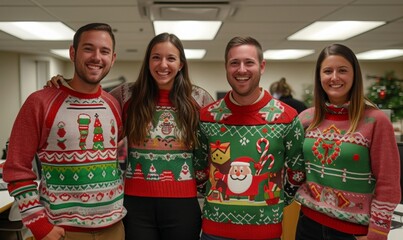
111, 52, 117, 67
69, 45, 75, 62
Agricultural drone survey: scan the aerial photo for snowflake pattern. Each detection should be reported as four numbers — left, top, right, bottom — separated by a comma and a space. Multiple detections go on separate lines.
240, 137, 250, 146
294, 127, 302, 140
286, 141, 292, 150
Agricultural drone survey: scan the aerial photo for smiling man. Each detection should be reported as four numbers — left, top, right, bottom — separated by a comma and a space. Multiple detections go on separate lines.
198, 36, 306, 240
3, 23, 126, 240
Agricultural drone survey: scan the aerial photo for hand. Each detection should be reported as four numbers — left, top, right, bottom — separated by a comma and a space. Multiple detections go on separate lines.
42, 226, 65, 240
44, 75, 65, 88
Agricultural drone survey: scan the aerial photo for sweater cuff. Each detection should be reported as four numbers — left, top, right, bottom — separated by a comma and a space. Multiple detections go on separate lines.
27, 217, 54, 240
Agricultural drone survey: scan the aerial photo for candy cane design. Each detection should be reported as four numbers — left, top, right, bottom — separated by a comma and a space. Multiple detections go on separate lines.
256, 138, 275, 175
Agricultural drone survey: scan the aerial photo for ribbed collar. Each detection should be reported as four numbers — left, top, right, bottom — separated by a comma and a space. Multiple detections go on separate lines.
325, 102, 349, 120
225, 89, 272, 114
59, 84, 102, 99
157, 89, 173, 106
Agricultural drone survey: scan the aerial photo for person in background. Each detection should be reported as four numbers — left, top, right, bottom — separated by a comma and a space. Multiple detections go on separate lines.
109, 32, 214, 240
198, 36, 306, 240
269, 77, 307, 114
3, 23, 126, 240
295, 43, 401, 240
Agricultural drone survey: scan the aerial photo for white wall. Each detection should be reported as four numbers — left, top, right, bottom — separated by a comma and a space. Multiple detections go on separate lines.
1, 50, 402, 153
0, 52, 20, 156
0, 52, 66, 154
19, 54, 67, 105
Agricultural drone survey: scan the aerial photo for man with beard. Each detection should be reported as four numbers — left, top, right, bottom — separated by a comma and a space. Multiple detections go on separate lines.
3, 23, 126, 240
198, 36, 306, 240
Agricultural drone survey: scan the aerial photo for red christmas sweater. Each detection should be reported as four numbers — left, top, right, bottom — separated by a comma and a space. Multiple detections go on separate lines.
198, 90, 306, 239
110, 83, 214, 198
295, 104, 401, 240
3, 85, 125, 240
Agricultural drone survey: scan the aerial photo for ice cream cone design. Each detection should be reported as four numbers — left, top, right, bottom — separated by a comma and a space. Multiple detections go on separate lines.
77, 113, 91, 150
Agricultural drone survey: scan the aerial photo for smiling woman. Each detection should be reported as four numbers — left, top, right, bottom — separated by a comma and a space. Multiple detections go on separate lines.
295, 44, 401, 240
109, 32, 214, 240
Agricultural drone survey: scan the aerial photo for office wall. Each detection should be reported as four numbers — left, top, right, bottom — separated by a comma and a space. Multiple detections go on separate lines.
0, 52, 67, 154
88, 60, 403, 102
0, 51, 20, 156
1, 50, 403, 152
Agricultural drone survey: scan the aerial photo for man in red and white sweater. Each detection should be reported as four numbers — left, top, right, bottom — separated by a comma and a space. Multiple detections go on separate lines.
3, 23, 126, 240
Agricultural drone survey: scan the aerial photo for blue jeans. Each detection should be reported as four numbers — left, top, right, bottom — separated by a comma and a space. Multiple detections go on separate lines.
201, 232, 280, 240
296, 213, 364, 240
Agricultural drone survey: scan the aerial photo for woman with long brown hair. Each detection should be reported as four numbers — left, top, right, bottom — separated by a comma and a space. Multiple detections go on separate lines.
295, 44, 400, 240
110, 33, 214, 240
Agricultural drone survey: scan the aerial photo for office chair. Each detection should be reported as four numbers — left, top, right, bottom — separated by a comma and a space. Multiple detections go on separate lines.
0, 207, 24, 240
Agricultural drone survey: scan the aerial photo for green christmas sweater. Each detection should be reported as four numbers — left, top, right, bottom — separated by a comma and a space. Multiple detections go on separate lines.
3, 85, 126, 240
198, 90, 305, 239
295, 104, 401, 240
110, 83, 214, 198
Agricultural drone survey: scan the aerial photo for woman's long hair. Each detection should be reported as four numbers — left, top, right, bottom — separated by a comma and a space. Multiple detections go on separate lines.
125, 33, 199, 148
308, 43, 376, 133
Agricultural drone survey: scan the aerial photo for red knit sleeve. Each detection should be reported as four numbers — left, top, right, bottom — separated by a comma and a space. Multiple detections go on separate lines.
8, 181, 54, 240
367, 109, 400, 239
3, 90, 50, 183
3, 89, 57, 239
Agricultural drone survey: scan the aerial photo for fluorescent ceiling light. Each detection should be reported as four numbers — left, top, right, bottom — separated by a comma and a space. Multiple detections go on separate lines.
184, 49, 206, 59
51, 49, 70, 59
0, 21, 75, 40
153, 21, 221, 40
356, 49, 403, 60
263, 49, 314, 60
288, 21, 385, 41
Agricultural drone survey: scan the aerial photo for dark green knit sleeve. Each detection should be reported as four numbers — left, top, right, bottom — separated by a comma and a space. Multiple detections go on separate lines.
193, 124, 210, 195
282, 117, 306, 206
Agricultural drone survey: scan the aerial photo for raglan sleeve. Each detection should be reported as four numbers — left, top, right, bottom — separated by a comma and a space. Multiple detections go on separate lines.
3, 92, 55, 240
283, 117, 306, 206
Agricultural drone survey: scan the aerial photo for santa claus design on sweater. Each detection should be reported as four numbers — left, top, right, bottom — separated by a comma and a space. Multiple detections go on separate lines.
215, 157, 268, 201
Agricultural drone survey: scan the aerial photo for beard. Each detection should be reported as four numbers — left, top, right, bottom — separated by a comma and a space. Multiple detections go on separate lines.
228, 173, 252, 194
74, 61, 110, 86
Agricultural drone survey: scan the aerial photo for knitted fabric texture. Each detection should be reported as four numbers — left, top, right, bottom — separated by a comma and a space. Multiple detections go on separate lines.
4, 85, 125, 240
295, 104, 401, 240
109, 83, 214, 198
198, 90, 305, 239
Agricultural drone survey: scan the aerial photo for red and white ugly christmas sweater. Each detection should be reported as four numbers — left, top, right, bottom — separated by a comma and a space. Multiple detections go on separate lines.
3, 85, 126, 240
